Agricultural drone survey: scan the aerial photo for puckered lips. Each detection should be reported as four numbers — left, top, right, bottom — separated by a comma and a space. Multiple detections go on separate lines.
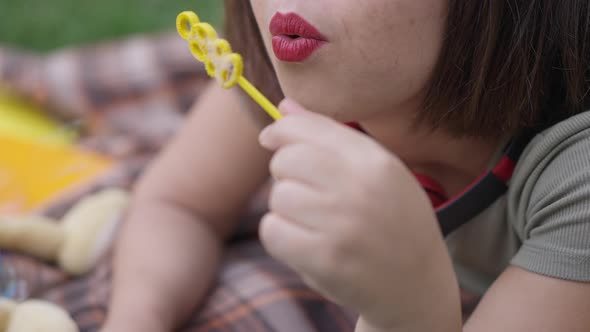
270, 12, 327, 62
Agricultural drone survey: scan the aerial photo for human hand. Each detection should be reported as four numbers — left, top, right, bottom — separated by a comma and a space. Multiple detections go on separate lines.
258, 99, 461, 331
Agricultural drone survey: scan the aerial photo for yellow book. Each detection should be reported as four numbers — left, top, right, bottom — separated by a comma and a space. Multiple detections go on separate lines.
0, 90, 76, 145
0, 134, 113, 215
0, 91, 112, 215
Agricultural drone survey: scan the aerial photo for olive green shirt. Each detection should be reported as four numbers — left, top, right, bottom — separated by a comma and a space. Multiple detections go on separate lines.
447, 111, 590, 295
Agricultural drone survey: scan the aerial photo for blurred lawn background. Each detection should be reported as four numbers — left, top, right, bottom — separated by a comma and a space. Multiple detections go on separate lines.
0, 0, 224, 52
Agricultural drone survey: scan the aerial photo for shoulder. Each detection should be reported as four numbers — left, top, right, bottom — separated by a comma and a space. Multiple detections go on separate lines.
507, 110, 590, 281
509, 110, 590, 231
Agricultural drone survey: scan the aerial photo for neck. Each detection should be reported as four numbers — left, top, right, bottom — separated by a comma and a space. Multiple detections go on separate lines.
360, 112, 503, 196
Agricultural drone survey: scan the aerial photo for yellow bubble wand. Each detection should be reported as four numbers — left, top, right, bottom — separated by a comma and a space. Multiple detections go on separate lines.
176, 11, 282, 121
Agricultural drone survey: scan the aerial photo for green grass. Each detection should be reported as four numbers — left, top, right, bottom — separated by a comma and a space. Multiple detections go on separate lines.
0, 0, 223, 52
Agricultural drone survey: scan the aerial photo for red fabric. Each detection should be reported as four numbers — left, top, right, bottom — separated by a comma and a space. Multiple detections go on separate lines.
346, 122, 367, 133
413, 173, 449, 208
492, 156, 516, 183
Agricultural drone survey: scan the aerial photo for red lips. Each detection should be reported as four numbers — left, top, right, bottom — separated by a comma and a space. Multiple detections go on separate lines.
270, 12, 327, 62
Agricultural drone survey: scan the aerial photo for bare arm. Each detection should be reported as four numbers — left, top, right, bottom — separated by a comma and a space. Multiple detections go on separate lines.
354, 266, 590, 332
463, 266, 590, 332
102, 82, 271, 331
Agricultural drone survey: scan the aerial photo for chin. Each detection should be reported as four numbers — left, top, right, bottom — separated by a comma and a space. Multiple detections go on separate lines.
284, 91, 375, 123
279, 81, 357, 122
289, 93, 350, 120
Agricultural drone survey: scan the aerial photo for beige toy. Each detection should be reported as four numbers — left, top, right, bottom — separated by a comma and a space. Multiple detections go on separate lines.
0, 188, 129, 276
0, 298, 78, 332
0, 189, 129, 331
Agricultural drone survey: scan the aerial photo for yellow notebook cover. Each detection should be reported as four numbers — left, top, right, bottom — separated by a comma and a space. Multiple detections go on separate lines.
0, 90, 76, 145
0, 134, 113, 215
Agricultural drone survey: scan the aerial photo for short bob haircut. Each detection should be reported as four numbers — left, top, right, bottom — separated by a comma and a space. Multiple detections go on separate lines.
224, 1, 590, 137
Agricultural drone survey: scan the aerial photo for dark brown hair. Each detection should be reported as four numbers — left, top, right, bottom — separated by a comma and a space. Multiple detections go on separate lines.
225, 0, 590, 136
223, 0, 283, 126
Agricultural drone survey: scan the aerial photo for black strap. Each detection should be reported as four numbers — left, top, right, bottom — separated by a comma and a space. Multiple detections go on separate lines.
437, 172, 507, 236
436, 129, 538, 236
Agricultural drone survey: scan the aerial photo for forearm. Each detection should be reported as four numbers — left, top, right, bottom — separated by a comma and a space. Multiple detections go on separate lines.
103, 199, 223, 331
355, 317, 461, 332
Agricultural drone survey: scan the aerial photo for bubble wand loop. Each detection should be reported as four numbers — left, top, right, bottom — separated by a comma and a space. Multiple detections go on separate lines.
176, 11, 282, 121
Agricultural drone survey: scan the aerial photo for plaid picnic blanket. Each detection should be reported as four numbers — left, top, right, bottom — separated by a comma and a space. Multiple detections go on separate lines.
0, 33, 481, 331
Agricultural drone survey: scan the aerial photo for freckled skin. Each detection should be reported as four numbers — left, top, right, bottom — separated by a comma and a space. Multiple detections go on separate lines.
249, 0, 448, 122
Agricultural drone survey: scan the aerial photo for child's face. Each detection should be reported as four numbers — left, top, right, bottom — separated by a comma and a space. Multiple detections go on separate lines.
249, 0, 448, 122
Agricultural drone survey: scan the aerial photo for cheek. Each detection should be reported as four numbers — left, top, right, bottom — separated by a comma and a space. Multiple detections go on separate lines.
248, 0, 278, 60
248, 0, 265, 15
249, 0, 268, 33
348, 2, 446, 88
311, 1, 447, 115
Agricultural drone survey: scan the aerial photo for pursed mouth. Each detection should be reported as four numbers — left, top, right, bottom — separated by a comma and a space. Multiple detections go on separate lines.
269, 12, 328, 62
271, 35, 326, 62
270, 12, 327, 41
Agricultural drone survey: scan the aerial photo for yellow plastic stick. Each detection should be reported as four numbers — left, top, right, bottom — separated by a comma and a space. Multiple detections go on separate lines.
176, 11, 282, 121
237, 77, 282, 121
